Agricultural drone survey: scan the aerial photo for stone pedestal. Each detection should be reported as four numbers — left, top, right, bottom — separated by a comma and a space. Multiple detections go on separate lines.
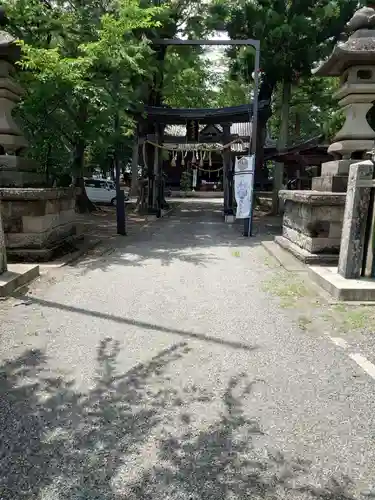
0, 187, 78, 261
0, 156, 44, 187
276, 191, 346, 263
0, 202, 6, 272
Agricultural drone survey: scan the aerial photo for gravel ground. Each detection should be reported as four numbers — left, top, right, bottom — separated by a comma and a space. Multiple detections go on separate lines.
0, 200, 375, 500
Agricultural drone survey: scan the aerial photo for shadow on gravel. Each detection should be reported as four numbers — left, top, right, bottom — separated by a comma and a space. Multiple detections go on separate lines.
70, 202, 281, 274
0, 339, 356, 500
15, 295, 258, 352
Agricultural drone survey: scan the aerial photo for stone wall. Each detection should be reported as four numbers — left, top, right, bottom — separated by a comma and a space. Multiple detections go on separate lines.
0, 187, 78, 261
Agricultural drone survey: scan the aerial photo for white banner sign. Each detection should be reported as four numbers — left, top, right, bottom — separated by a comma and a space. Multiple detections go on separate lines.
234, 155, 255, 219
192, 168, 197, 188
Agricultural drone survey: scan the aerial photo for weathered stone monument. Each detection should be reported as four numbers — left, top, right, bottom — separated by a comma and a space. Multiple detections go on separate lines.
276, 6, 375, 264
307, 156, 375, 301
0, 10, 77, 262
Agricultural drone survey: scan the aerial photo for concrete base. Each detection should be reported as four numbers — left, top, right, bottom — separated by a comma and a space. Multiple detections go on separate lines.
308, 265, 375, 301
0, 263, 39, 297
275, 235, 339, 265
225, 215, 236, 223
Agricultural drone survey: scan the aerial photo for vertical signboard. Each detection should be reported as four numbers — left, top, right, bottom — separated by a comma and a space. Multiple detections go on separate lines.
234, 155, 255, 220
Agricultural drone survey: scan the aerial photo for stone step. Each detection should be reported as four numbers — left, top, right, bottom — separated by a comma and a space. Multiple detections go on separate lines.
0, 263, 39, 297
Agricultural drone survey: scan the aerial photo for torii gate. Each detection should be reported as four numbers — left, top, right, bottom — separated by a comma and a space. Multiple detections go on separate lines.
139, 38, 261, 236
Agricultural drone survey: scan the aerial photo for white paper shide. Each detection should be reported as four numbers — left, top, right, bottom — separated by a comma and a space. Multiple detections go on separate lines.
234, 155, 255, 219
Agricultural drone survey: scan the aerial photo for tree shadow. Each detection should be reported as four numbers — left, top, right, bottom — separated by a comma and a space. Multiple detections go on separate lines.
0, 341, 355, 500
70, 201, 282, 274
127, 373, 358, 500
0, 340, 196, 500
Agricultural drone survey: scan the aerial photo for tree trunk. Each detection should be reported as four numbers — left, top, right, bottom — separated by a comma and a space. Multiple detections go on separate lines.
73, 139, 97, 213
272, 80, 291, 215
45, 142, 52, 187
295, 113, 301, 138
131, 138, 139, 196
255, 79, 275, 187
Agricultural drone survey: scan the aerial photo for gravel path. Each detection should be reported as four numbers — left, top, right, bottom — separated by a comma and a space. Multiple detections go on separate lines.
0, 200, 375, 500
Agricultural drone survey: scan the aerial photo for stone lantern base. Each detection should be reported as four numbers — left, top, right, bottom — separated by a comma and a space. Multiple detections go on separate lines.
275, 190, 346, 264
0, 187, 79, 261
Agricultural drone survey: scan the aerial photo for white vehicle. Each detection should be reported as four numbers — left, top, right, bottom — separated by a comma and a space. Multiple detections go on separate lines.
84, 178, 129, 206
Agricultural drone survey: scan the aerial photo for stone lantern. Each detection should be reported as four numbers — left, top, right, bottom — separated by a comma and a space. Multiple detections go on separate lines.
0, 9, 77, 261
276, 6, 375, 264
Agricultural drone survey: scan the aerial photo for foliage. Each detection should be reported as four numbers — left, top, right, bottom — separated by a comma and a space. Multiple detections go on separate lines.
269, 76, 343, 143
210, 0, 362, 87
163, 47, 216, 108
208, 0, 363, 176
4, 0, 163, 186
2, 0, 368, 193
180, 170, 191, 192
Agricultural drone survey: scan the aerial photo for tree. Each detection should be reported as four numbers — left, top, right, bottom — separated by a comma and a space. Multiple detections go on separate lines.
269, 76, 343, 143
209, 0, 363, 182
4, 0, 163, 210
162, 46, 216, 108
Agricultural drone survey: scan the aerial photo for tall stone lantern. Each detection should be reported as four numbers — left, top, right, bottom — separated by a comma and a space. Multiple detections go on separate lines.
0, 9, 77, 261
276, 6, 375, 264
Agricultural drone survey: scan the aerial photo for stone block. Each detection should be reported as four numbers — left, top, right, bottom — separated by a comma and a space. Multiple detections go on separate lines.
328, 222, 343, 239
0, 187, 77, 261
0, 263, 39, 296
6, 221, 76, 250
321, 159, 353, 176
274, 236, 339, 265
0, 170, 44, 187
279, 191, 346, 261
311, 175, 348, 192
0, 155, 38, 172
283, 226, 341, 254
22, 209, 76, 233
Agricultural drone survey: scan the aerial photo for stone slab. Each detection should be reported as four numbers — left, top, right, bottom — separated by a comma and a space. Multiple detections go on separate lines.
262, 240, 307, 272
0, 263, 39, 297
309, 265, 375, 301
6, 221, 76, 249
39, 236, 101, 269
275, 236, 339, 265
6, 233, 82, 262
0, 171, 44, 187
283, 226, 341, 253
22, 209, 76, 233
279, 190, 346, 205
0, 155, 38, 171
0, 187, 76, 201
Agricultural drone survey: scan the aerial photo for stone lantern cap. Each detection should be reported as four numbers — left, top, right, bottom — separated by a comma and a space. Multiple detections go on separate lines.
0, 7, 20, 64
314, 6, 375, 77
